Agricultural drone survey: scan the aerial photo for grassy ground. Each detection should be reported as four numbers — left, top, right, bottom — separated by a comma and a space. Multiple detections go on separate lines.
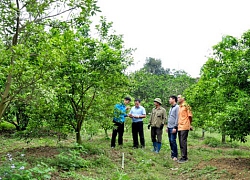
0, 124, 250, 180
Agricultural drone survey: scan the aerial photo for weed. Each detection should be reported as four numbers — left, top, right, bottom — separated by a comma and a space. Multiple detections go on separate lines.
189, 131, 201, 139
0, 153, 53, 180
203, 137, 221, 147
192, 165, 218, 178
92, 154, 114, 168
73, 143, 104, 155
229, 150, 244, 156
221, 141, 239, 148
60, 171, 96, 180
49, 150, 90, 170
111, 170, 129, 180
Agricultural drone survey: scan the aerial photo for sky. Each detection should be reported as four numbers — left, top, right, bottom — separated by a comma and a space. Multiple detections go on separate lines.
93, 0, 250, 77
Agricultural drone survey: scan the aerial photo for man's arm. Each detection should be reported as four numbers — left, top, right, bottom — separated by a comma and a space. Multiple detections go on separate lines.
188, 108, 193, 130
162, 109, 167, 125
149, 109, 153, 125
189, 116, 192, 124
174, 106, 179, 129
128, 107, 133, 118
136, 114, 146, 118
160, 109, 166, 130
139, 107, 146, 118
188, 108, 192, 124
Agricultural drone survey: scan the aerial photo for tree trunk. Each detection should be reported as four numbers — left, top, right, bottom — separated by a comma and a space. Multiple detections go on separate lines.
222, 133, 226, 143
75, 114, 84, 144
0, 103, 8, 120
10, 122, 21, 131
0, 73, 12, 119
202, 129, 205, 139
76, 129, 82, 144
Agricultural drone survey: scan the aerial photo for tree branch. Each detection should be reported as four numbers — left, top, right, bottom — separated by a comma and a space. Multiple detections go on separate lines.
86, 89, 97, 111
12, 0, 20, 46
35, 7, 76, 22
76, 84, 93, 106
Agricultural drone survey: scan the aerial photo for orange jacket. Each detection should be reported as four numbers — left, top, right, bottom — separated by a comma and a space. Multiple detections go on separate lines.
178, 102, 192, 131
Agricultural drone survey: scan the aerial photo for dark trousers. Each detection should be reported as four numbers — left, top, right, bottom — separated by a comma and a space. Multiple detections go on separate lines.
178, 130, 189, 160
132, 121, 145, 148
111, 121, 124, 147
168, 128, 178, 158
151, 127, 163, 143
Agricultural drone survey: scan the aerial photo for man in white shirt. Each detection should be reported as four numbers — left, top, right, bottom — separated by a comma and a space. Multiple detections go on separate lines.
129, 99, 146, 149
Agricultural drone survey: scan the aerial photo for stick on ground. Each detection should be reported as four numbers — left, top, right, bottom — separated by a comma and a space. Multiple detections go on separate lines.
122, 152, 124, 169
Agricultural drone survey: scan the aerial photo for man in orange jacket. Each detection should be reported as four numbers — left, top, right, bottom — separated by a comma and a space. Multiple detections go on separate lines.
177, 95, 193, 163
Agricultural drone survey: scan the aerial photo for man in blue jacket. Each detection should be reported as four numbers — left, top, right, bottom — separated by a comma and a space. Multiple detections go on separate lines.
111, 97, 131, 148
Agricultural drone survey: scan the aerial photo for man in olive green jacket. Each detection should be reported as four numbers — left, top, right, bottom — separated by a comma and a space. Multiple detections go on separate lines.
148, 98, 167, 153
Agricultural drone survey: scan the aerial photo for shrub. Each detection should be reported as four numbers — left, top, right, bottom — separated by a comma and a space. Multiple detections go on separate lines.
0, 121, 16, 131
50, 150, 90, 170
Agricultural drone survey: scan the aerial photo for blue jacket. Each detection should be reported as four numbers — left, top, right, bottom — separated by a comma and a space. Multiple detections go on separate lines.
113, 103, 127, 123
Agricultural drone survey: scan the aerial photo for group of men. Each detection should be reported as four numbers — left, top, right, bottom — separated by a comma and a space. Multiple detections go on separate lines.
111, 95, 192, 163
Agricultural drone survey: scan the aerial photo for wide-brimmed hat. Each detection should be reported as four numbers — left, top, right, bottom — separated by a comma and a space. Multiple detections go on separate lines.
154, 98, 162, 105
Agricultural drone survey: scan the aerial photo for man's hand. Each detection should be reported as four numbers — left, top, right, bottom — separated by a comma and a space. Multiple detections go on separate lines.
126, 106, 130, 110
172, 128, 177, 134
160, 124, 164, 130
166, 128, 168, 133
148, 125, 150, 130
190, 126, 193, 131
128, 114, 133, 118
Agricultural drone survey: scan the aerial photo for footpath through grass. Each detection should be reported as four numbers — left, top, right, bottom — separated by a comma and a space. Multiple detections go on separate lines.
0, 126, 250, 180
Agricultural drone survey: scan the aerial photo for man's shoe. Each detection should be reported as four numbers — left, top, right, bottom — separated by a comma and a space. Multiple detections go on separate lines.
133, 146, 138, 149
111, 146, 115, 149
172, 157, 178, 161
178, 158, 188, 163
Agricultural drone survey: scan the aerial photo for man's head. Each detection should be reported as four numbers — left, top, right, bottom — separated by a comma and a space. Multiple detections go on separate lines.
134, 99, 141, 108
177, 95, 185, 104
169, 95, 177, 105
124, 97, 131, 105
154, 98, 162, 107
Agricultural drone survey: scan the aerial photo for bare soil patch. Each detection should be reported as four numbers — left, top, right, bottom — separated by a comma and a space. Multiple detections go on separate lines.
196, 158, 250, 179
24, 146, 60, 158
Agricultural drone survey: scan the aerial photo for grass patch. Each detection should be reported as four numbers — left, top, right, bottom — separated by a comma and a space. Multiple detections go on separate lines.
203, 137, 221, 147
228, 150, 245, 156
1, 126, 250, 179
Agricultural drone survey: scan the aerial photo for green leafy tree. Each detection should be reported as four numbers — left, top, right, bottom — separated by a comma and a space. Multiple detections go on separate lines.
130, 60, 196, 112
143, 57, 170, 75
0, 0, 98, 120
48, 17, 133, 144
185, 33, 250, 142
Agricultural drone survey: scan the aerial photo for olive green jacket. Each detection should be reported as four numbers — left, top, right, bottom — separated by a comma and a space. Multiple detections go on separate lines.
149, 106, 167, 128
